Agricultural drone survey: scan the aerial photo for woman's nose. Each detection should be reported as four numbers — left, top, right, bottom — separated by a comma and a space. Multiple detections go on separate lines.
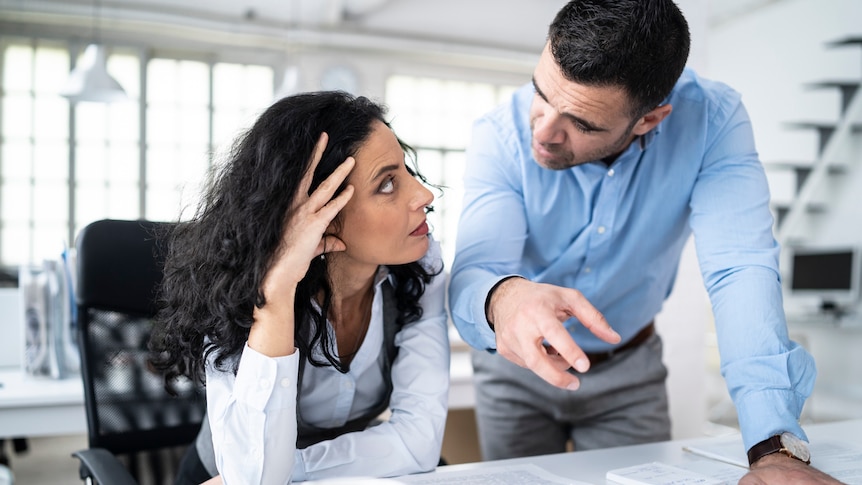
411, 178, 434, 210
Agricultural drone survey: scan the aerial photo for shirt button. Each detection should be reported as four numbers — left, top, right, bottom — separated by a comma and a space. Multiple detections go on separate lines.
597, 226, 606, 234
607, 168, 615, 177
258, 378, 270, 389
280, 378, 291, 388
584, 267, 592, 273
251, 448, 262, 460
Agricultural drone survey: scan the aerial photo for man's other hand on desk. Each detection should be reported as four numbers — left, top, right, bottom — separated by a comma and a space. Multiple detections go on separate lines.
486, 277, 620, 390
741, 453, 844, 484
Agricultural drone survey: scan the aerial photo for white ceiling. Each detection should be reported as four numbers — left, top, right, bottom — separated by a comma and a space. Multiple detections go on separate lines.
0, 0, 785, 55
1, 0, 568, 54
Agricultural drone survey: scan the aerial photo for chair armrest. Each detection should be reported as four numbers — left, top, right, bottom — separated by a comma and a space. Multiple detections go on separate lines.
72, 448, 137, 485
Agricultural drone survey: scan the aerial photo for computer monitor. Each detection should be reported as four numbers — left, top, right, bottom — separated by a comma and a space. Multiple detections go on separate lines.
787, 246, 861, 313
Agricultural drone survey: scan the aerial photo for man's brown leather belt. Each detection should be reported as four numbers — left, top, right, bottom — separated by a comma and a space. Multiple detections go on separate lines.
583, 321, 655, 367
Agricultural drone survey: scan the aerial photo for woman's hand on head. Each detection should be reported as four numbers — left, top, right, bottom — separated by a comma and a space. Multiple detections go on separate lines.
261, 132, 355, 296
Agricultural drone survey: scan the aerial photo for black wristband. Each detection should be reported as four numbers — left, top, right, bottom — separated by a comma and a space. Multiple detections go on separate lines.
484, 275, 526, 332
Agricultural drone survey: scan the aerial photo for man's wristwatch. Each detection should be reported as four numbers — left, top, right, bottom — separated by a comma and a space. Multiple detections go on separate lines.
747, 432, 811, 466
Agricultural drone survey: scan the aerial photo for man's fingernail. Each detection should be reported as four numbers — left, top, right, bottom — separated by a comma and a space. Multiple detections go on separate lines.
574, 358, 590, 373
566, 381, 580, 391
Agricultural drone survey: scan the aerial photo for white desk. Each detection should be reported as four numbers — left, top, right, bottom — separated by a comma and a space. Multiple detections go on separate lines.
0, 349, 476, 439
0, 368, 86, 439
410, 419, 862, 484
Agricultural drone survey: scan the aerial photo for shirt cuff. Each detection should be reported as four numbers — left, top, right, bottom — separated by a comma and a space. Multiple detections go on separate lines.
233, 344, 300, 412
292, 449, 307, 481
735, 388, 810, 451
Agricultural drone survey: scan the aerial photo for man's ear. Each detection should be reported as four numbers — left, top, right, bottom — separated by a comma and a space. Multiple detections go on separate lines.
631, 104, 673, 136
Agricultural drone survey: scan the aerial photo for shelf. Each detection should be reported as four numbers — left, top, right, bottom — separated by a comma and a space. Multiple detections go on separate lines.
826, 36, 862, 48
803, 81, 860, 114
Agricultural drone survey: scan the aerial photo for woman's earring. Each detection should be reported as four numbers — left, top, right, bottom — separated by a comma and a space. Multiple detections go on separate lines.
319, 253, 325, 261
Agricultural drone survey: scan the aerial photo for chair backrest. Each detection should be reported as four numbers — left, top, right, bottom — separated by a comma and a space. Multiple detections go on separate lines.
75, 219, 205, 461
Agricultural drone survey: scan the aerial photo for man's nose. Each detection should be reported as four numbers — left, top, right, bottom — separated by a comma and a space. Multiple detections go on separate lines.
533, 111, 566, 145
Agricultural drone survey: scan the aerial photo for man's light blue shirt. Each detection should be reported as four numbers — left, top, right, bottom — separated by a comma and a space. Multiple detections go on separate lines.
448, 68, 816, 450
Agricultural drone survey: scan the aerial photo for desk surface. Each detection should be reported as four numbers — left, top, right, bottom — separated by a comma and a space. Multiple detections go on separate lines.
0, 349, 477, 439
411, 419, 862, 484
0, 368, 86, 438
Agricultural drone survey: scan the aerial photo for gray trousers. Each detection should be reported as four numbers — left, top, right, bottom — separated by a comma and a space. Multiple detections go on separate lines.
470, 333, 671, 460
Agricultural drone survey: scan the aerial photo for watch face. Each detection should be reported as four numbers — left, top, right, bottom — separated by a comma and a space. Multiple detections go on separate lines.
780, 432, 811, 462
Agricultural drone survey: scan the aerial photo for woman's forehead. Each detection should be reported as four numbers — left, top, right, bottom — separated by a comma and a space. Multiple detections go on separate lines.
348, 122, 404, 182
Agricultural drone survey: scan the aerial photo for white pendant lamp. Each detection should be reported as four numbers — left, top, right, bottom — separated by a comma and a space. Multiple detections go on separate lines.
60, 44, 127, 103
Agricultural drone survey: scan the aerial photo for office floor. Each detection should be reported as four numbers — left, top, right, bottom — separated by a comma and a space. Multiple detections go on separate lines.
4, 433, 87, 484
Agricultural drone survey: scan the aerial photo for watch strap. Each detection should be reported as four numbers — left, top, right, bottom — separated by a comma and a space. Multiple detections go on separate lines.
747, 434, 811, 466
747, 435, 783, 465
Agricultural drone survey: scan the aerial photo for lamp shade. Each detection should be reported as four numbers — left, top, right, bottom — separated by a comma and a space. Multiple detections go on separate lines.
60, 44, 127, 103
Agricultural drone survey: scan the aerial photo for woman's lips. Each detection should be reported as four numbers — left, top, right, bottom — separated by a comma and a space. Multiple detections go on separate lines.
410, 220, 429, 236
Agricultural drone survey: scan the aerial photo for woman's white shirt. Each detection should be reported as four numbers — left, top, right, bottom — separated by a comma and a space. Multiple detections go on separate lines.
205, 241, 449, 484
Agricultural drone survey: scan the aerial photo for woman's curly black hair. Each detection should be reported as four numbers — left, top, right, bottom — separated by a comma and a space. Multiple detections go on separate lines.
148, 91, 440, 391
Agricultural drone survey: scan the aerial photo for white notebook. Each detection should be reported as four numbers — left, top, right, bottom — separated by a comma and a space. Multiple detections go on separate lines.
606, 462, 726, 485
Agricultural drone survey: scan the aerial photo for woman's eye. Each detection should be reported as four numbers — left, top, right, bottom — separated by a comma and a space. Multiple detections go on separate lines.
379, 176, 395, 194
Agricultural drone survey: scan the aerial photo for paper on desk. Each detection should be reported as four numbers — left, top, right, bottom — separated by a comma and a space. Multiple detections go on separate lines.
675, 459, 746, 483
807, 440, 862, 484
683, 435, 862, 484
304, 478, 413, 484
605, 462, 724, 485
682, 435, 748, 468
397, 463, 592, 484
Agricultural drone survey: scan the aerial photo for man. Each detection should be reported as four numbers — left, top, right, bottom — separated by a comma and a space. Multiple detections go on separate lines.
448, 1, 840, 483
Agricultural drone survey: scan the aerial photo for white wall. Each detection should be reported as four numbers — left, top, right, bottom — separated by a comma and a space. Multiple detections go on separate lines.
655, 238, 713, 439
651, 1, 713, 441
705, 0, 862, 263
657, 0, 862, 437
705, 0, 861, 163
699, 0, 862, 424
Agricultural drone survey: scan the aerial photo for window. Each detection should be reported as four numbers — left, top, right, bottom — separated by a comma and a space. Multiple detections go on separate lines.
0, 37, 274, 267
74, 48, 141, 237
146, 59, 273, 222
1, 39, 71, 265
385, 75, 518, 267
145, 58, 211, 221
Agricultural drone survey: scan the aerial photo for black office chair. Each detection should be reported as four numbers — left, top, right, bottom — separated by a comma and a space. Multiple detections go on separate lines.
72, 219, 205, 485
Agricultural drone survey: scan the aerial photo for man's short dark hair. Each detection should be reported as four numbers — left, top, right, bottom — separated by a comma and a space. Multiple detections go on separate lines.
548, 0, 690, 118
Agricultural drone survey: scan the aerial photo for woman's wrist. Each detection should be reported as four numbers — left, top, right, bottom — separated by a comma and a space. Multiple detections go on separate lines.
249, 295, 297, 357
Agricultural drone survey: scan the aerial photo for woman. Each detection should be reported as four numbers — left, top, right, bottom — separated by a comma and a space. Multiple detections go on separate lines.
149, 91, 449, 484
